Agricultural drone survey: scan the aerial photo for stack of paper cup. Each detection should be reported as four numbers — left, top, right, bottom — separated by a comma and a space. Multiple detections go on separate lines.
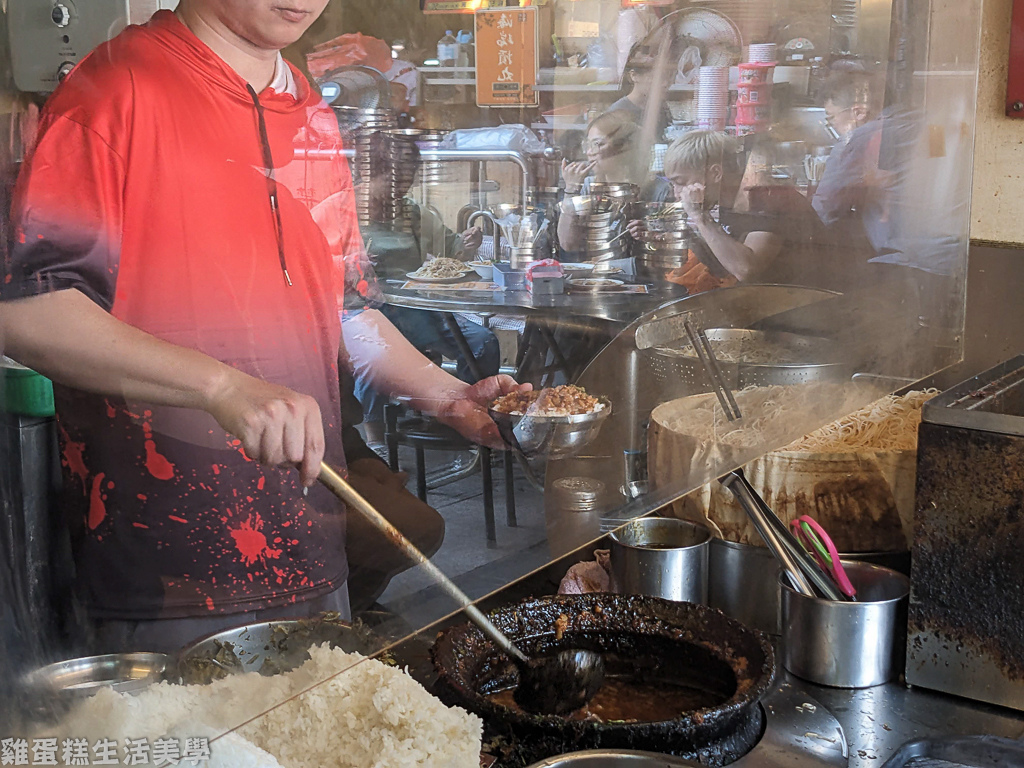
747, 43, 778, 64
697, 66, 729, 132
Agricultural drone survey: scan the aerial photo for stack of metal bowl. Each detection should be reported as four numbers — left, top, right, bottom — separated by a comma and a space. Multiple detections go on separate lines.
581, 183, 639, 262
629, 202, 693, 278
334, 107, 397, 229
413, 130, 449, 187
550, 476, 605, 512
382, 129, 426, 234
589, 181, 640, 205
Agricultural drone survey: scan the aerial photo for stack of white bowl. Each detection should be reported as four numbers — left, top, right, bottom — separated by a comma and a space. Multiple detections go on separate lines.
696, 66, 730, 132
747, 43, 778, 66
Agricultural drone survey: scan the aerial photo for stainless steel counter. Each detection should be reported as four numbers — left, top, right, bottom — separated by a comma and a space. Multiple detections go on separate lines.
793, 671, 1024, 766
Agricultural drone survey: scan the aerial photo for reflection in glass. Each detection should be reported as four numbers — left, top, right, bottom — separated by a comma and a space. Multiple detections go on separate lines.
0, 0, 983, 760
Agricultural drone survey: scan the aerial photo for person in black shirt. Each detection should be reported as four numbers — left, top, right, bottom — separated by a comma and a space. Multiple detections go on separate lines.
657, 130, 783, 282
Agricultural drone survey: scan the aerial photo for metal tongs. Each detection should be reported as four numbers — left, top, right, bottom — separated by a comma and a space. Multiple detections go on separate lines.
681, 317, 852, 602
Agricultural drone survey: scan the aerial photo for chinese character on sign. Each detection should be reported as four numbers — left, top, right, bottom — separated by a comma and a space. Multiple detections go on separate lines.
151, 738, 181, 765
92, 739, 120, 766
30, 740, 57, 767
60, 740, 89, 767
1, 739, 29, 766
475, 6, 537, 107
123, 739, 150, 766
181, 738, 210, 766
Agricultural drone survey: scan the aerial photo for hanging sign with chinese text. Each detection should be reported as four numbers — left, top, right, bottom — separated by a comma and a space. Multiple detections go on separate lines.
474, 7, 538, 107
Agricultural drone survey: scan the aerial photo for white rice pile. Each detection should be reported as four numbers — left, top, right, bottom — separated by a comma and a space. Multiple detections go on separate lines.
43, 645, 482, 768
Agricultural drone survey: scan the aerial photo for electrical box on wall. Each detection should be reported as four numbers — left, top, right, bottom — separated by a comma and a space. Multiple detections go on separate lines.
8, 0, 178, 93
1007, 0, 1024, 116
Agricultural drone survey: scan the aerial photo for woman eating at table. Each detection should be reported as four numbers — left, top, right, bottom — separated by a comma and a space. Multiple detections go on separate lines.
557, 111, 670, 256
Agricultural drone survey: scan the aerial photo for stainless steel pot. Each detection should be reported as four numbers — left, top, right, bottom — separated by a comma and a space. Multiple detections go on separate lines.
709, 539, 781, 634
610, 518, 710, 603
781, 561, 909, 688
648, 328, 851, 389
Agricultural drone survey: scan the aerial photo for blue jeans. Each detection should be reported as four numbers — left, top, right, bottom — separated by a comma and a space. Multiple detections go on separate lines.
355, 305, 501, 424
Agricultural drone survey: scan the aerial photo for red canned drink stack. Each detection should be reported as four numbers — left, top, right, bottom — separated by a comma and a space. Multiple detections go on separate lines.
736, 50, 776, 134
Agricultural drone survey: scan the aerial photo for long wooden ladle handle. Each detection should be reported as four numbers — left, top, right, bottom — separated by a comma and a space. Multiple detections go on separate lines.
317, 462, 528, 663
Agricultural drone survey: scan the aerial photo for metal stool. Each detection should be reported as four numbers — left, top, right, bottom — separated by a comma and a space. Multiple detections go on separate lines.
383, 405, 517, 547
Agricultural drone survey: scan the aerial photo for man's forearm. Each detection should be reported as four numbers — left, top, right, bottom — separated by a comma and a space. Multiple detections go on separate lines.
690, 213, 761, 281
0, 289, 229, 409
340, 309, 470, 416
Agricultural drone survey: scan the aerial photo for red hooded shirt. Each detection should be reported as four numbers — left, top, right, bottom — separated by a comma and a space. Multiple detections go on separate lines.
3, 11, 362, 618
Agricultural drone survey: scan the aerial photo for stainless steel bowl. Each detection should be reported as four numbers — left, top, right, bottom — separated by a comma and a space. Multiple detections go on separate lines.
489, 397, 612, 458
177, 614, 379, 684
590, 182, 641, 200
634, 228, 692, 243
23, 653, 171, 698
585, 212, 619, 226
630, 201, 686, 218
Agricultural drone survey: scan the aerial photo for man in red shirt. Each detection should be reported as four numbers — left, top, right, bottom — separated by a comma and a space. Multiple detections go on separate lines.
0, 0, 522, 652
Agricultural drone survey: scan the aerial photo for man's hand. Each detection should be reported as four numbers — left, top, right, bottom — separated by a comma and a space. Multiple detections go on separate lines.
677, 182, 706, 217
205, 369, 325, 487
437, 375, 532, 450
461, 226, 484, 252
626, 219, 645, 239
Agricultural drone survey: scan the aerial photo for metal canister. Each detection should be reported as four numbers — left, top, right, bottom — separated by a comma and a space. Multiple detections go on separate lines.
609, 518, 710, 603
709, 539, 781, 634
781, 561, 909, 688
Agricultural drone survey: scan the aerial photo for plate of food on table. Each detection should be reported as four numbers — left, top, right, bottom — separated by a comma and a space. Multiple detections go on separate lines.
407, 257, 473, 283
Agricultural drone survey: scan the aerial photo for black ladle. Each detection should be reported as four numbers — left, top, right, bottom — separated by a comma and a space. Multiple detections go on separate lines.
318, 462, 604, 715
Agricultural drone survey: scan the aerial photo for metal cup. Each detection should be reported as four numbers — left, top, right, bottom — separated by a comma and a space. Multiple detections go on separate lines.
622, 449, 648, 499
609, 518, 710, 603
781, 560, 910, 688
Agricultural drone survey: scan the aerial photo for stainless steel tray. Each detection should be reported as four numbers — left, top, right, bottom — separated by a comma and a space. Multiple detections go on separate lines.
879, 735, 1024, 767
176, 614, 379, 684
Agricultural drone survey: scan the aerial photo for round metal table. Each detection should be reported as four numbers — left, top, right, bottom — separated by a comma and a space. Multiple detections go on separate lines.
381, 273, 688, 383
382, 274, 687, 324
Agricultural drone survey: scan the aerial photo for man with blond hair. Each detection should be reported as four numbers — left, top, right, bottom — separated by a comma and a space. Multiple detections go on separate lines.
654, 130, 782, 283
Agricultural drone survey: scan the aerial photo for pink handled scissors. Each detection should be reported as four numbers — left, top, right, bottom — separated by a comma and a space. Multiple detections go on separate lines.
790, 515, 857, 599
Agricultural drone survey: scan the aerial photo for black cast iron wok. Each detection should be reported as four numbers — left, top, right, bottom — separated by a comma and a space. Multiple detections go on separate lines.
431, 594, 775, 767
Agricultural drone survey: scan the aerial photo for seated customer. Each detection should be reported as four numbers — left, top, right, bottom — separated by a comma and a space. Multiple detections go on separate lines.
648, 130, 785, 290
557, 111, 670, 255
353, 135, 501, 449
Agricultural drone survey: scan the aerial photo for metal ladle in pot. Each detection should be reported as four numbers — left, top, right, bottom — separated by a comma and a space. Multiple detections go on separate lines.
317, 462, 605, 715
